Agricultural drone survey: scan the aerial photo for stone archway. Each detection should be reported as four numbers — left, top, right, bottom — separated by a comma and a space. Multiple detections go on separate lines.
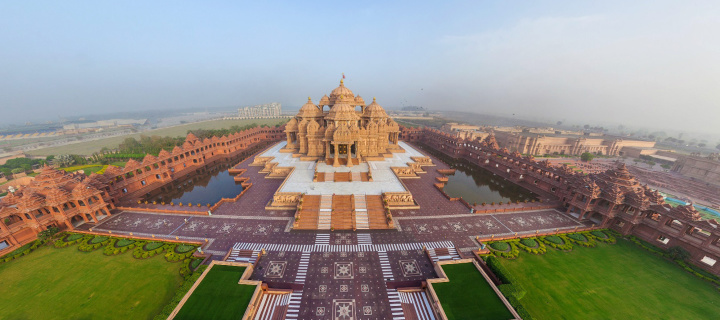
71, 215, 85, 227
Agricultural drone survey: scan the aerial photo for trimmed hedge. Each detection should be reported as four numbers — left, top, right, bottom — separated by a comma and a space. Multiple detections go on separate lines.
486, 256, 532, 319
144, 242, 164, 251
516, 238, 547, 255
153, 265, 209, 320
566, 233, 588, 242
520, 238, 538, 248
115, 238, 136, 247
176, 244, 196, 253
1, 239, 47, 263
489, 242, 510, 251
90, 236, 109, 244
488, 241, 520, 259
65, 234, 84, 242
541, 235, 573, 251
544, 235, 564, 244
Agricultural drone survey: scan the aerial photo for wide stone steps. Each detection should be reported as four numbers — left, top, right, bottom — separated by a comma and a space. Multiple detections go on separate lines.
294, 194, 390, 230
317, 194, 333, 230
354, 194, 370, 229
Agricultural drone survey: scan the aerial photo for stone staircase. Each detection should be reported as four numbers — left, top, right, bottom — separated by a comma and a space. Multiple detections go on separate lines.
317, 194, 332, 230
354, 194, 370, 229
331, 195, 353, 230
366, 195, 389, 229
295, 195, 319, 229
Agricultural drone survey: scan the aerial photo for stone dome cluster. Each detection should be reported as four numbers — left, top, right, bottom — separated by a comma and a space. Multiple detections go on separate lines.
283, 79, 401, 160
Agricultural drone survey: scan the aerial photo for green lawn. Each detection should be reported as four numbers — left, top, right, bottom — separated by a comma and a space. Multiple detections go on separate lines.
0, 245, 183, 320
433, 263, 514, 320
500, 239, 720, 319
175, 265, 256, 320
25, 118, 287, 156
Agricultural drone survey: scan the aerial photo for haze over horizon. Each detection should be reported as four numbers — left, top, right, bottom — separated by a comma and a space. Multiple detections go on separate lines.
2, 1, 719, 135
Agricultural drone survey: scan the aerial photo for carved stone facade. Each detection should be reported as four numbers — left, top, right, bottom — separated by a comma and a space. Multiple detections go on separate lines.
283, 80, 401, 166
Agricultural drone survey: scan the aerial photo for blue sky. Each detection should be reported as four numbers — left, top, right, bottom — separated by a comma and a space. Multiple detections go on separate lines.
1, 1, 719, 135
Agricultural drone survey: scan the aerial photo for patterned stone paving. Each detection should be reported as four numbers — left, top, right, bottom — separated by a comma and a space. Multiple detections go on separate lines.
78, 142, 589, 319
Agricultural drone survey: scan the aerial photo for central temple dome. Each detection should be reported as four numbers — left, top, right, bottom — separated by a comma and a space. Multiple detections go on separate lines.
329, 79, 355, 100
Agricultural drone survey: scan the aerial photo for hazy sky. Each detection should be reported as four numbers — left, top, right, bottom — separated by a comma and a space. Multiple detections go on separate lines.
1, 1, 719, 135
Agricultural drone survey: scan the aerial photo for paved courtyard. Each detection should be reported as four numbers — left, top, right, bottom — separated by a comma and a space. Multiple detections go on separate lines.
79, 142, 587, 319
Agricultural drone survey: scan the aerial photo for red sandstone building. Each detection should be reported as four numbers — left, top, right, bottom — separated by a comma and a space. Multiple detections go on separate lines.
0, 126, 284, 250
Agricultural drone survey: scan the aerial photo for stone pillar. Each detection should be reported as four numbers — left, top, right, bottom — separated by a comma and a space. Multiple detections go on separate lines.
89, 211, 99, 223
701, 234, 719, 247
347, 143, 354, 167
601, 214, 611, 227
64, 219, 74, 230
333, 143, 340, 167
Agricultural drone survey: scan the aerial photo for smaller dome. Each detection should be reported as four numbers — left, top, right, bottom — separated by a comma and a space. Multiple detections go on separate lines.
319, 95, 330, 106
327, 97, 359, 121
298, 97, 321, 117
354, 95, 365, 106
363, 97, 387, 118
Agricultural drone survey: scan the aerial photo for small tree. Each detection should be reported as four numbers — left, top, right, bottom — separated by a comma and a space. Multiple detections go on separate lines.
668, 246, 691, 261
580, 152, 595, 162
37, 226, 60, 241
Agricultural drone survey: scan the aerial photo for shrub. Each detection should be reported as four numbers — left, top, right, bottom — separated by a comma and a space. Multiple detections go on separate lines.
566, 233, 588, 242
487, 256, 526, 299
541, 235, 573, 251
90, 236, 109, 244
176, 244, 196, 253
489, 242, 510, 251
516, 238, 547, 255
65, 234, 84, 242
669, 246, 691, 261
544, 235, 564, 244
145, 242, 164, 251
153, 265, 208, 320
591, 230, 608, 239
499, 283, 526, 300
190, 259, 202, 270
115, 238, 136, 247
520, 238, 538, 248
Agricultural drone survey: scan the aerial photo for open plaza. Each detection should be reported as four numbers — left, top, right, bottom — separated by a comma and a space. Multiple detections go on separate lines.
2, 80, 720, 320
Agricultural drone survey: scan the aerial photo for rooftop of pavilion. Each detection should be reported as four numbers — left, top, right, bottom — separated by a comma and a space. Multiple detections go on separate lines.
258, 140, 425, 195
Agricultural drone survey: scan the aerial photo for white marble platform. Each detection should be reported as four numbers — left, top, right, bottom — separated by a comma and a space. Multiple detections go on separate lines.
257, 141, 424, 195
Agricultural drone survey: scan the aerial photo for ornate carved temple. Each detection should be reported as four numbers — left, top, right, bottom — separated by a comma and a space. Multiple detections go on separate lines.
282, 80, 401, 166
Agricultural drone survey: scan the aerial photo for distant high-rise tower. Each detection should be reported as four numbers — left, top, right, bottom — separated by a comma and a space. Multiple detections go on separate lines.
237, 103, 281, 119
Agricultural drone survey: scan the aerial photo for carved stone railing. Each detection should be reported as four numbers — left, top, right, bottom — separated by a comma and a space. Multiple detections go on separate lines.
267, 192, 303, 210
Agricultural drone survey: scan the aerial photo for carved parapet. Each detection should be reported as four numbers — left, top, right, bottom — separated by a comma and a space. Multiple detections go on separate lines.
267, 166, 293, 179
408, 162, 426, 174
260, 161, 278, 174
250, 156, 274, 167
266, 192, 302, 210
436, 176, 448, 183
234, 176, 249, 183
391, 166, 419, 179
410, 156, 434, 166
383, 192, 418, 209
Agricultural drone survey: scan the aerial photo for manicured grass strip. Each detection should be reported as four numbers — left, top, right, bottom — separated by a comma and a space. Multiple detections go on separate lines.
433, 263, 514, 320
0, 245, 182, 320
175, 265, 255, 320
499, 240, 720, 319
